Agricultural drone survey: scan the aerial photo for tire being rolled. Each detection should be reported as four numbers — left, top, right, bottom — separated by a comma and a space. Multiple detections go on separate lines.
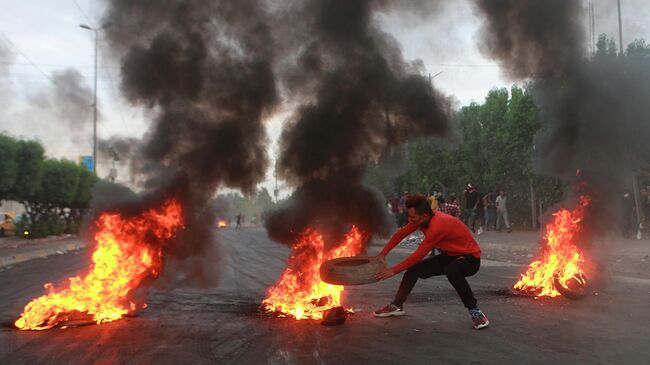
320, 256, 386, 286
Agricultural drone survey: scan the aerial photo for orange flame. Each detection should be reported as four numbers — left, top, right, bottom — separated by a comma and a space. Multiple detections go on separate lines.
262, 226, 366, 320
15, 200, 184, 330
217, 220, 227, 228
513, 195, 591, 297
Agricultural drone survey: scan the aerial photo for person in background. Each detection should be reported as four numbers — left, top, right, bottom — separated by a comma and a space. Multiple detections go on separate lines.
621, 190, 635, 238
482, 190, 496, 231
442, 193, 461, 218
495, 190, 512, 233
463, 183, 480, 233
429, 191, 439, 211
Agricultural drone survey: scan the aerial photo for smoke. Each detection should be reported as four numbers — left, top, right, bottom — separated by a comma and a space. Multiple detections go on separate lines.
97, 136, 144, 186
0, 51, 93, 153
0, 40, 12, 105
29, 69, 94, 142
265, 0, 453, 247
473, 0, 650, 234
99, 0, 278, 287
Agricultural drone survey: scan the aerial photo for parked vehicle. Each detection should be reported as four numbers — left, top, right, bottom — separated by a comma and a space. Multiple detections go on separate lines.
0, 212, 17, 237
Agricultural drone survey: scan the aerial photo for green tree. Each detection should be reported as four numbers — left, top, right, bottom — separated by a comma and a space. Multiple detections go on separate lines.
9, 140, 45, 204
23, 159, 80, 237
0, 134, 18, 201
66, 166, 99, 233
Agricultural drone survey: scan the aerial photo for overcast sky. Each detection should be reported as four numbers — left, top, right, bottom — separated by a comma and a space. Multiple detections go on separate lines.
1, 0, 648, 197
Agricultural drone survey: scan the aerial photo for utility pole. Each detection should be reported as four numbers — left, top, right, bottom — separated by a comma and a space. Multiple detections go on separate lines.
80, 22, 112, 174
617, 0, 624, 55
428, 71, 443, 87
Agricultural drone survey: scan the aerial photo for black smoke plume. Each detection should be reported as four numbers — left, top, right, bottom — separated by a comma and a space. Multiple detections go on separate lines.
100, 0, 279, 287
30, 69, 94, 144
473, 0, 650, 234
265, 0, 453, 247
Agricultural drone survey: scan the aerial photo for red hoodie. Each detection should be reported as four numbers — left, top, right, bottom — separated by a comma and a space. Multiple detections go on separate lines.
380, 211, 481, 274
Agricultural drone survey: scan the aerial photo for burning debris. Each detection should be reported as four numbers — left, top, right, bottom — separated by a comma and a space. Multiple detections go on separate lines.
261, 226, 367, 320
263, 1, 452, 315
15, 200, 183, 330
513, 195, 592, 298
474, 0, 650, 297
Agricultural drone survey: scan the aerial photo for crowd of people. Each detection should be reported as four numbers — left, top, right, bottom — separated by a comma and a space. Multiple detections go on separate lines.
387, 183, 513, 235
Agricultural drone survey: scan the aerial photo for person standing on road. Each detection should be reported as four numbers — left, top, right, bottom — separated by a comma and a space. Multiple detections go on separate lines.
442, 194, 461, 218
463, 183, 480, 233
495, 190, 512, 232
483, 190, 496, 231
236, 213, 242, 230
372, 194, 489, 329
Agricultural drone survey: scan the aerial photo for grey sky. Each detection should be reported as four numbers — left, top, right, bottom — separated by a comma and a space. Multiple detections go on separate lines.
0, 0, 648, 197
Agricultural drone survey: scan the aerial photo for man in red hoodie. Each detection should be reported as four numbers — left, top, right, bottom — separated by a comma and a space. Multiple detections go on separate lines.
373, 194, 489, 329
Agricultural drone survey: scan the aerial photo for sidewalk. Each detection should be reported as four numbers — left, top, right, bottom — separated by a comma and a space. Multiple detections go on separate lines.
0, 235, 87, 269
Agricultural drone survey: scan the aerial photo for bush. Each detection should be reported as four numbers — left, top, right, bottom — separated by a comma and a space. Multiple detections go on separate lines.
20, 214, 66, 238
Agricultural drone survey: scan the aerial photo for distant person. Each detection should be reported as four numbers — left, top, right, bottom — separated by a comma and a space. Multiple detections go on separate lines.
372, 194, 489, 329
483, 190, 496, 231
463, 183, 480, 233
428, 192, 439, 211
495, 190, 512, 232
621, 190, 635, 238
399, 192, 410, 227
442, 194, 461, 218
475, 190, 485, 235
236, 214, 242, 230
389, 195, 400, 228
436, 191, 446, 205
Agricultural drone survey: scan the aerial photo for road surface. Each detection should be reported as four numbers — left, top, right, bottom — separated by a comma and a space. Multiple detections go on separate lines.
1, 228, 649, 364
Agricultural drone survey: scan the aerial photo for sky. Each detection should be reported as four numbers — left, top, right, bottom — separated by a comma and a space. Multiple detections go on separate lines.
0, 0, 648, 198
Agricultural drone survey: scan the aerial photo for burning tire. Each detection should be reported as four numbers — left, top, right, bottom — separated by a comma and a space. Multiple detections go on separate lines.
553, 272, 590, 300
320, 256, 386, 285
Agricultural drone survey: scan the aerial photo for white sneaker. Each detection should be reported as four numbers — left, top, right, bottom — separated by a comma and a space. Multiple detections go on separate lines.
373, 304, 406, 317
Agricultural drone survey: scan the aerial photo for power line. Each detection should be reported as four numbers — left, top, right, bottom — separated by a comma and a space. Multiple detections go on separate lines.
72, 0, 92, 24
0, 60, 119, 69
421, 62, 499, 68
0, 33, 66, 91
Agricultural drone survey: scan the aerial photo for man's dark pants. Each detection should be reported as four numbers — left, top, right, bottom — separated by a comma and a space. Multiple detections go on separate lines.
392, 254, 480, 310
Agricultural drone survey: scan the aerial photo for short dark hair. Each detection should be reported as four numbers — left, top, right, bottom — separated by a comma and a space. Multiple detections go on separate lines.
405, 194, 433, 216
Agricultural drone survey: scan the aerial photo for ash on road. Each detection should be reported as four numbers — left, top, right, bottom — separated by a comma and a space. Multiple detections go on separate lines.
1, 228, 649, 365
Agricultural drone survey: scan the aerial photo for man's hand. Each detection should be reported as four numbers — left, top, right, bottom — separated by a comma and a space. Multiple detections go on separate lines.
375, 268, 396, 281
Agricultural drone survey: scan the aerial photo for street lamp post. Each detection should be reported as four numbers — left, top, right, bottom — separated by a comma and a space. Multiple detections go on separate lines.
80, 23, 111, 174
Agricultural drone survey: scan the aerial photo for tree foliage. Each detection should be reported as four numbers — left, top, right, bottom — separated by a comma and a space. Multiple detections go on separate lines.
0, 133, 99, 237
0, 134, 19, 200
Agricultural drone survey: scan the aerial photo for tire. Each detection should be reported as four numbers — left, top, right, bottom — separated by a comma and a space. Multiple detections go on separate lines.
320, 256, 386, 285
0, 228, 4, 237
553, 272, 590, 300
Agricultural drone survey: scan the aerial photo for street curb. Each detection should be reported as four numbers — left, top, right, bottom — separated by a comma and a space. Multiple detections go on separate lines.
0, 241, 88, 269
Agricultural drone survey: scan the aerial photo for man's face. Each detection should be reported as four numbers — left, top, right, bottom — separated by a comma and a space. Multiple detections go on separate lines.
407, 208, 430, 227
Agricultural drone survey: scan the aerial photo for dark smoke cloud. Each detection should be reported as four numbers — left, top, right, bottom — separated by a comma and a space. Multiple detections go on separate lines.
473, 0, 650, 236
265, 0, 453, 247
97, 136, 144, 185
29, 69, 94, 141
474, 0, 585, 80
100, 0, 279, 287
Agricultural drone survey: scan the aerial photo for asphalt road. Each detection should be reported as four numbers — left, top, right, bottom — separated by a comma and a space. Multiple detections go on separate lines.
1, 228, 649, 365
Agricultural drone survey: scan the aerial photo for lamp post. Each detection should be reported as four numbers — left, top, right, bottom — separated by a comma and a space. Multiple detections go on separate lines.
80, 22, 111, 174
